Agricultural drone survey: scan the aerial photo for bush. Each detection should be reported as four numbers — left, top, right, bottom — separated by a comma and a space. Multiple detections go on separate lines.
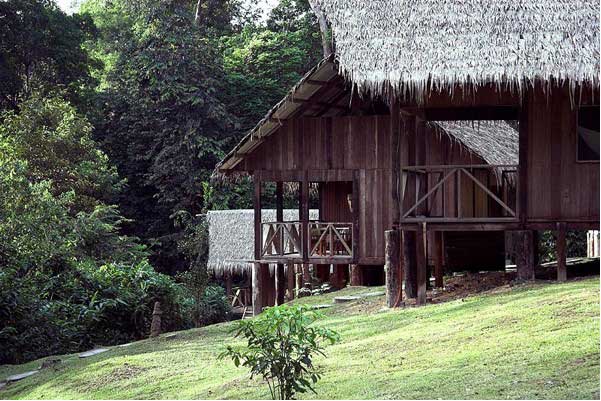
198, 285, 231, 326
220, 304, 340, 400
0, 260, 196, 364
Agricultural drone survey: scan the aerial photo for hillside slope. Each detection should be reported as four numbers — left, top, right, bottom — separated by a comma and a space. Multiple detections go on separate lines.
1, 278, 599, 400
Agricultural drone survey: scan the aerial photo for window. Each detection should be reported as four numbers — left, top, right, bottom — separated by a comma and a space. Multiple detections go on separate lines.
577, 106, 600, 161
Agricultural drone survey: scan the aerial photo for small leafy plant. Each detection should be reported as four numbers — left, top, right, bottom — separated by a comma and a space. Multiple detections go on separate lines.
220, 304, 340, 400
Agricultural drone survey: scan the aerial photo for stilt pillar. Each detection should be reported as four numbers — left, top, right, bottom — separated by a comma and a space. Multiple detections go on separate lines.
302, 263, 311, 287
385, 229, 401, 308
402, 231, 417, 298
295, 265, 302, 294
252, 262, 263, 315
415, 224, 427, 305
556, 224, 567, 282
349, 264, 361, 286
275, 263, 286, 305
224, 271, 233, 297
286, 263, 295, 300
433, 231, 444, 288
514, 230, 535, 281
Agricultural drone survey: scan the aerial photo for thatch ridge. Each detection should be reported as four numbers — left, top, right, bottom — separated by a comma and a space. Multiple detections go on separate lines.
313, 0, 599, 100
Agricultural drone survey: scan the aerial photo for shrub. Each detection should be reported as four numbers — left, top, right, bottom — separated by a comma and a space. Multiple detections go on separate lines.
198, 285, 231, 326
220, 304, 340, 400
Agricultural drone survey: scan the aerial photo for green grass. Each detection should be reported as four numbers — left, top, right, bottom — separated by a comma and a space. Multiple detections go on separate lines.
1, 278, 599, 399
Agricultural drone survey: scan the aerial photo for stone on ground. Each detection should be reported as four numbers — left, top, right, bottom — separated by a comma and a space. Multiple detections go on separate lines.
79, 348, 109, 358
6, 370, 39, 382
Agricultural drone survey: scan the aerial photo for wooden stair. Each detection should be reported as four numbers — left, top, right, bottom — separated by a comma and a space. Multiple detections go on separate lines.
241, 306, 254, 320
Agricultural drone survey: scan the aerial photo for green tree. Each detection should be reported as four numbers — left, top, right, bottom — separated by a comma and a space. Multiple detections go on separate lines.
0, 0, 98, 111
220, 304, 340, 400
0, 95, 121, 214
84, 0, 235, 273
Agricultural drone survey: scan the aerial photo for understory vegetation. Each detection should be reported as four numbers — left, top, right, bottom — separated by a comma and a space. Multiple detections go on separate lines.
0, 0, 321, 364
0, 279, 598, 399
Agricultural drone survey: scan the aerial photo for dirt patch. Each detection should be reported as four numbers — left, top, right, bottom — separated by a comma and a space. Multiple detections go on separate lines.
80, 363, 148, 391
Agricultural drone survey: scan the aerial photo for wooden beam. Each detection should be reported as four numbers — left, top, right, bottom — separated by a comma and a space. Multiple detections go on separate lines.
556, 223, 567, 282
419, 106, 520, 121
385, 229, 401, 308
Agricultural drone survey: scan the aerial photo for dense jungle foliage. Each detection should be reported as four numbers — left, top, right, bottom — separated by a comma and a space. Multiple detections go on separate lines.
0, 0, 322, 364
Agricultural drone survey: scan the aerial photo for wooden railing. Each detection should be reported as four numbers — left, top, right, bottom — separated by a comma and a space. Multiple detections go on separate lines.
261, 221, 302, 257
261, 221, 354, 260
308, 222, 353, 258
400, 164, 518, 223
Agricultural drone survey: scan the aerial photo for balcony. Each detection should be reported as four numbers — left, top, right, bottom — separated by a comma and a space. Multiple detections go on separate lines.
400, 164, 519, 224
261, 221, 353, 263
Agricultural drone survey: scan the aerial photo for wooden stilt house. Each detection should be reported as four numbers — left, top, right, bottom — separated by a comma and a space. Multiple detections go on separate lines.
216, 1, 599, 312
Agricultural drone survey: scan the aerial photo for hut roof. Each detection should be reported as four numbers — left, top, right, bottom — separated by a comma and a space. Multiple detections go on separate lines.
432, 121, 518, 166
312, 0, 599, 98
207, 209, 319, 276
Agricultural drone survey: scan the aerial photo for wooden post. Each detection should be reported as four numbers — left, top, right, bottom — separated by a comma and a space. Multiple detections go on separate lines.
302, 263, 311, 287
224, 271, 233, 297
275, 264, 285, 305
253, 175, 262, 261
385, 230, 401, 308
556, 223, 567, 282
286, 263, 295, 300
349, 264, 361, 286
433, 231, 444, 288
415, 223, 427, 305
300, 172, 309, 261
402, 231, 417, 298
275, 182, 285, 304
295, 265, 303, 294
518, 90, 529, 225
352, 170, 360, 263
514, 230, 535, 280
253, 175, 264, 315
390, 98, 401, 221
149, 301, 162, 338
252, 262, 263, 315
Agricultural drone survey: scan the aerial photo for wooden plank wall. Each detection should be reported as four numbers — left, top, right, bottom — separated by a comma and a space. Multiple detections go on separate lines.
525, 84, 600, 221
244, 116, 394, 262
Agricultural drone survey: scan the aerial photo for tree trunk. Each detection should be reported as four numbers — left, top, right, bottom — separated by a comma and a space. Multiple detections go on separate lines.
310, 1, 333, 57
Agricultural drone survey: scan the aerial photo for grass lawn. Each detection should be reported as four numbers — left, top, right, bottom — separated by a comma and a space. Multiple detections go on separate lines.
1, 277, 599, 399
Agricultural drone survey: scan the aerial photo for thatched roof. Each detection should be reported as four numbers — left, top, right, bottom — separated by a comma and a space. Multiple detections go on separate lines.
207, 209, 319, 276
431, 121, 518, 166
312, 0, 600, 98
